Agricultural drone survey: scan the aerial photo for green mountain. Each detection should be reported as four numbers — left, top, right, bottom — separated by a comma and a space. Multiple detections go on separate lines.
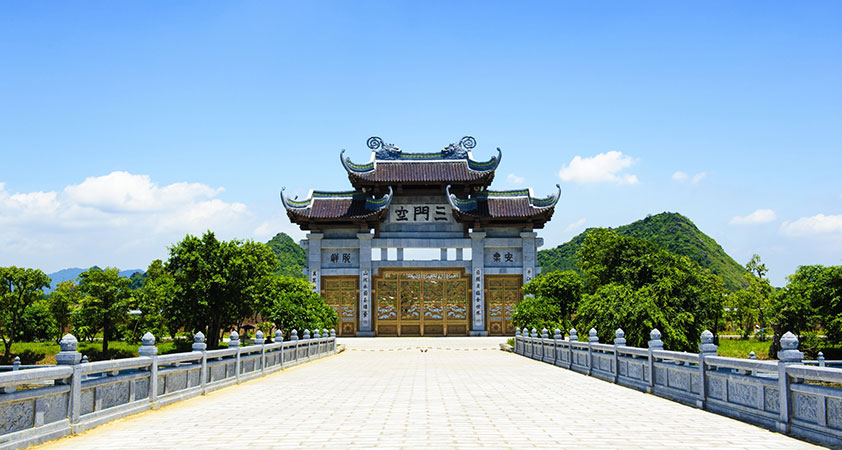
266, 232, 307, 279
538, 212, 747, 291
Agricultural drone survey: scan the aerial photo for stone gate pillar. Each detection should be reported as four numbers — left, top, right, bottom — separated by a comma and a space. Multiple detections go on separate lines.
470, 231, 487, 336
521, 231, 537, 285
357, 233, 375, 336
307, 232, 323, 293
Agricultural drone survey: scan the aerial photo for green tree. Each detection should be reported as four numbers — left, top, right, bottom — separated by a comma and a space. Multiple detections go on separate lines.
127, 260, 175, 342
47, 280, 81, 342
167, 231, 277, 348
573, 229, 725, 351
770, 264, 842, 356
18, 300, 58, 342
0, 266, 51, 357
728, 254, 773, 338
77, 267, 132, 354
258, 276, 336, 337
514, 270, 582, 332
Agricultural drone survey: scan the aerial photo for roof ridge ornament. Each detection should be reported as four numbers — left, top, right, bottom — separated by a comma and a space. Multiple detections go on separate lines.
367, 136, 400, 153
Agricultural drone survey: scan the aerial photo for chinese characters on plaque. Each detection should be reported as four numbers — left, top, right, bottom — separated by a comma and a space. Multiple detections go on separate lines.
389, 204, 453, 223
360, 269, 370, 326
310, 270, 319, 293
474, 267, 483, 326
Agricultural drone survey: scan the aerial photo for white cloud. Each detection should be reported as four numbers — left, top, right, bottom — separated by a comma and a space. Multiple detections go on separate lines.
672, 170, 707, 184
0, 172, 273, 271
729, 209, 778, 225
564, 218, 587, 232
506, 173, 525, 185
780, 214, 842, 237
558, 151, 638, 185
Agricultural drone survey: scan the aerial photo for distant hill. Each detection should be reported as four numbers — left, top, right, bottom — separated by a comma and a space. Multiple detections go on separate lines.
45, 267, 144, 291
266, 233, 306, 279
538, 212, 747, 291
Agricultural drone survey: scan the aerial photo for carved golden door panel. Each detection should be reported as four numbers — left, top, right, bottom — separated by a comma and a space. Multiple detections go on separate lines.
321, 276, 358, 336
485, 275, 522, 336
374, 269, 469, 336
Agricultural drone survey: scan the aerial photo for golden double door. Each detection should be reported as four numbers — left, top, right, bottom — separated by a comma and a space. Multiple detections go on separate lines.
321, 276, 358, 336
374, 269, 469, 336
485, 275, 522, 336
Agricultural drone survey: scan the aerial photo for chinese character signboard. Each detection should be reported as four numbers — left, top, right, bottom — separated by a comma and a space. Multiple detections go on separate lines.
388, 204, 453, 224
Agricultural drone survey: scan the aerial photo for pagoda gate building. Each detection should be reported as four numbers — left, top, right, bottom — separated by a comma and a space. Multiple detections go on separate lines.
282, 136, 560, 337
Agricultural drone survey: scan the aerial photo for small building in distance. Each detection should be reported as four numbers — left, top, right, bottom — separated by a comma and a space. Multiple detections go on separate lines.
282, 136, 560, 336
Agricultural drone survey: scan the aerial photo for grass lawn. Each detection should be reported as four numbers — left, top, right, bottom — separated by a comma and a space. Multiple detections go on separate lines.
716, 338, 774, 360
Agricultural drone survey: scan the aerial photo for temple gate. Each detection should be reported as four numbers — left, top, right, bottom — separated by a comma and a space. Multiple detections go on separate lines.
282, 136, 560, 336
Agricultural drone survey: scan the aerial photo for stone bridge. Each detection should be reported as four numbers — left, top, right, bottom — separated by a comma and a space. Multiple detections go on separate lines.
29, 337, 816, 449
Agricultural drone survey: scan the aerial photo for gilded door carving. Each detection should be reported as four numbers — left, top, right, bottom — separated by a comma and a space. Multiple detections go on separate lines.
374, 269, 469, 336
321, 276, 358, 336
485, 275, 521, 336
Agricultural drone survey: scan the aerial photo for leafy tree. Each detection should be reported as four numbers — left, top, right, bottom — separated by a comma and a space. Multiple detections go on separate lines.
258, 276, 336, 337
727, 254, 774, 338
18, 300, 58, 342
512, 296, 562, 333
573, 229, 725, 351
0, 266, 51, 357
514, 270, 582, 332
127, 260, 175, 342
770, 265, 842, 357
47, 280, 81, 342
77, 267, 132, 354
167, 231, 277, 348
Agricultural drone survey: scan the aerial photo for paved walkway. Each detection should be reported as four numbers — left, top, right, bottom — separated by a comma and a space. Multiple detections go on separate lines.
38, 338, 817, 449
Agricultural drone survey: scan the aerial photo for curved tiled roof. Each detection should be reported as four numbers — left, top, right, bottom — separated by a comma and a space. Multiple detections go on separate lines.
281, 187, 393, 222
446, 185, 561, 224
341, 136, 501, 187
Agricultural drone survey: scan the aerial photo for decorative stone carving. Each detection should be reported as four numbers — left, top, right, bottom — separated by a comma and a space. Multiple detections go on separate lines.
228, 331, 240, 348
568, 328, 578, 342
588, 328, 599, 343
192, 331, 206, 351
138, 332, 158, 357
764, 387, 780, 413
708, 377, 724, 400
614, 329, 626, 346
55, 333, 82, 365
648, 329, 664, 350
727, 382, 759, 408
254, 330, 265, 345
1, 400, 34, 434
778, 331, 803, 362
794, 393, 819, 422
698, 330, 717, 355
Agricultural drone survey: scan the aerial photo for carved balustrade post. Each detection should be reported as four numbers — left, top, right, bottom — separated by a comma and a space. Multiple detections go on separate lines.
697, 330, 717, 409
255, 330, 266, 372
588, 328, 599, 375
777, 332, 803, 433
138, 332, 159, 406
192, 332, 207, 393
613, 329, 626, 383
647, 329, 663, 393
228, 331, 240, 383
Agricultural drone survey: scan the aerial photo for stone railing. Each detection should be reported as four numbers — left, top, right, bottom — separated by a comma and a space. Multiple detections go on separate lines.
514, 326, 842, 447
0, 328, 337, 450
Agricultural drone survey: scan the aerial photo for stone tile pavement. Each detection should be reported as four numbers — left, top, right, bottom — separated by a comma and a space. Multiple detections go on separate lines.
37, 337, 819, 449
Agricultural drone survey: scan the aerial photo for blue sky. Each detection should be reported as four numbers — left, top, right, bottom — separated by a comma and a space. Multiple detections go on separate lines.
1, 2, 840, 285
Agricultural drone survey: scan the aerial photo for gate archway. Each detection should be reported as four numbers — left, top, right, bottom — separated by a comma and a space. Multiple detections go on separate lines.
374, 269, 469, 336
